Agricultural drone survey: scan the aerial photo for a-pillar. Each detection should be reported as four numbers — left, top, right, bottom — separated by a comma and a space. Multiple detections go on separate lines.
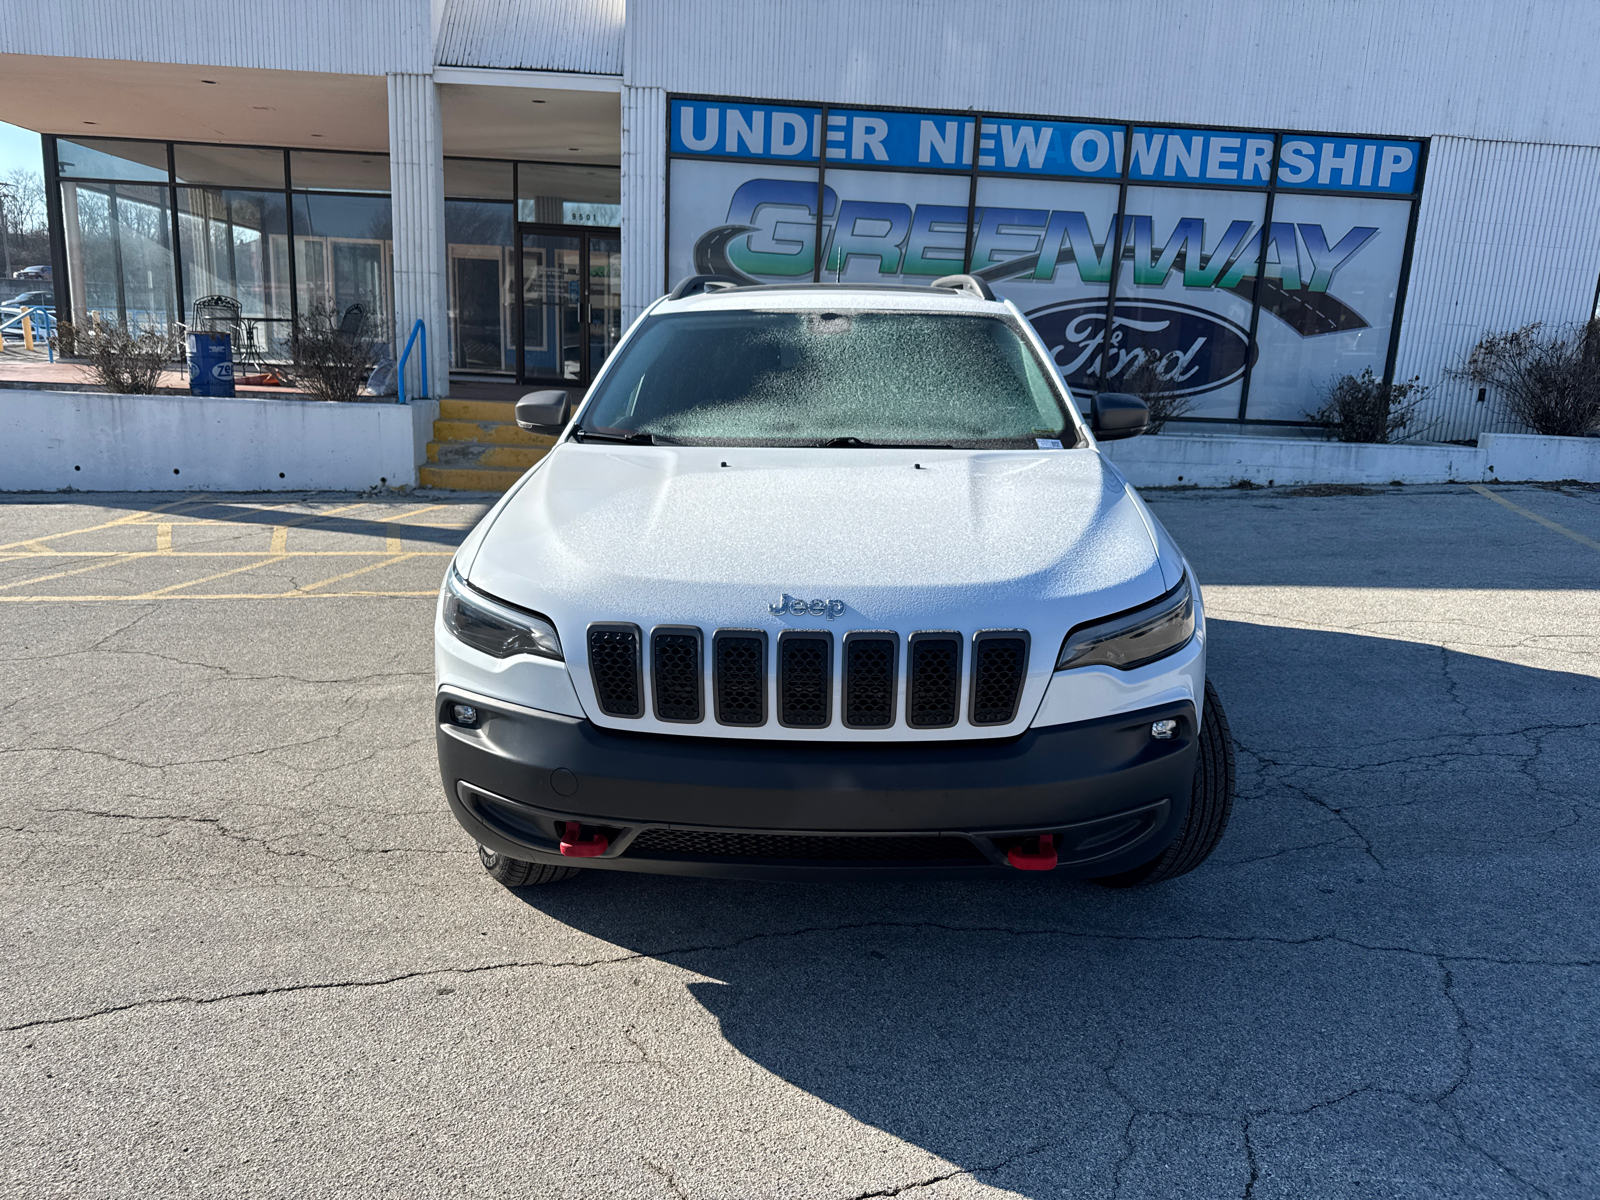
387, 72, 449, 400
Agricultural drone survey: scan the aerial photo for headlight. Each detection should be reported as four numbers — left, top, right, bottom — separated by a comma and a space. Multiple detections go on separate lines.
1056, 574, 1195, 671
442, 568, 563, 660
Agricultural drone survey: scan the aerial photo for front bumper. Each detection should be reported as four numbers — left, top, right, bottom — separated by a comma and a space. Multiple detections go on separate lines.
437, 688, 1198, 879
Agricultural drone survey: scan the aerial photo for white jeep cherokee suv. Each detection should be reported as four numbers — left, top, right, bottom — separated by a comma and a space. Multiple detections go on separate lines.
435, 274, 1234, 887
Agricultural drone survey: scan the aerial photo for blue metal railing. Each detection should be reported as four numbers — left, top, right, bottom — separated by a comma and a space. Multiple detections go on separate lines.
397, 318, 427, 406
0, 306, 58, 362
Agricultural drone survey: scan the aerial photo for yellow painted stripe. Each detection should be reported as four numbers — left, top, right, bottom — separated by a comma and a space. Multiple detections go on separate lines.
129, 555, 289, 598
439, 399, 518, 421
0, 551, 162, 591
290, 552, 420, 594
385, 525, 403, 553
0, 549, 452, 558
270, 526, 287, 554
419, 465, 523, 492
1469, 484, 1600, 554
0, 494, 211, 552
156, 524, 172, 553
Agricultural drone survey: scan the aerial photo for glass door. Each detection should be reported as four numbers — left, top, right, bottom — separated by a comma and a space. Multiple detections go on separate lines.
517, 225, 622, 385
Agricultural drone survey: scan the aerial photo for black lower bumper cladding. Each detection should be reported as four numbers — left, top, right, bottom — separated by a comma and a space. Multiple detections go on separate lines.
437, 694, 1199, 880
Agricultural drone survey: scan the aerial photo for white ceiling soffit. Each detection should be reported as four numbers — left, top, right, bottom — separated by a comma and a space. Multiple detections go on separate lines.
437, 81, 619, 164
0, 55, 390, 151
435, 0, 623, 75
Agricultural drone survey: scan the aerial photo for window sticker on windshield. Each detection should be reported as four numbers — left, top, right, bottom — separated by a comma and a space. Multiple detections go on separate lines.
1035, 438, 1063, 449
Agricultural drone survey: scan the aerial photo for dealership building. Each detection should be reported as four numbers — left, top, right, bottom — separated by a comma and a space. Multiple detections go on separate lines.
3, 0, 1598, 442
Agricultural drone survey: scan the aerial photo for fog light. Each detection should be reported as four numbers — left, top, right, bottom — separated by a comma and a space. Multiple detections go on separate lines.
451, 704, 479, 727
1151, 719, 1177, 740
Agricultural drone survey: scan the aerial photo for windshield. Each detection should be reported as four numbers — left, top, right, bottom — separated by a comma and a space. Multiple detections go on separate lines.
577, 309, 1080, 447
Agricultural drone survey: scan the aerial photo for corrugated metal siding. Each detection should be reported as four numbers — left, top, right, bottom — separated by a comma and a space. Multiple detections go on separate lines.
436, 0, 622, 72
389, 73, 451, 398
0, 0, 433, 74
1395, 137, 1600, 441
621, 86, 667, 327
626, 0, 1600, 146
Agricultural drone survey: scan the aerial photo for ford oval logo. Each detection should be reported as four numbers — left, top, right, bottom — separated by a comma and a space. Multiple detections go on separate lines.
1028, 299, 1256, 398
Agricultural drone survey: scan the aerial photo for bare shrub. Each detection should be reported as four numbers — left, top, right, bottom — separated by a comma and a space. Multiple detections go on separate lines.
1450, 321, 1600, 437
1307, 368, 1427, 443
60, 320, 178, 394
1120, 350, 1197, 433
287, 305, 381, 402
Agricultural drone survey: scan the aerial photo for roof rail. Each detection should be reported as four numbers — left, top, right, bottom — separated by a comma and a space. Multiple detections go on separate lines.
668, 274, 744, 300
930, 274, 996, 302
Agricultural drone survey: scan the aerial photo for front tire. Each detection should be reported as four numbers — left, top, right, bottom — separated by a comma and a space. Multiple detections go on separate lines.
478, 843, 581, 887
1092, 680, 1235, 887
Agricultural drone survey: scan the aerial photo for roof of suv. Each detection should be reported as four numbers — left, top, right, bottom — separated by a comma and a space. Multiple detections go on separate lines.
656, 275, 1009, 314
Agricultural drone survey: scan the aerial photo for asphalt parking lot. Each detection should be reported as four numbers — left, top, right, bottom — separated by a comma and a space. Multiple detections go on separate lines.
2, 481, 1598, 1199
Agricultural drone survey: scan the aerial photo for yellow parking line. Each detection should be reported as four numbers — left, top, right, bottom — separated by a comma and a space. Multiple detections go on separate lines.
270, 526, 288, 554
0, 549, 452, 559
156, 524, 173, 553
0, 495, 212, 552
291, 553, 421, 593
1470, 484, 1600, 554
385, 524, 402, 553
128, 555, 289, 598
0, 551, 162, 592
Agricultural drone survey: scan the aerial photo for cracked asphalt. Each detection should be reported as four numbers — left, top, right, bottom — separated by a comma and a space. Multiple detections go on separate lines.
2, 482, 1598, 1199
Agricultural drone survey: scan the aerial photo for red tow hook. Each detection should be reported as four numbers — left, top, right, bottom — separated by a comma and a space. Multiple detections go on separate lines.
1007, 833, 1058, 871
559, 821, 609, 858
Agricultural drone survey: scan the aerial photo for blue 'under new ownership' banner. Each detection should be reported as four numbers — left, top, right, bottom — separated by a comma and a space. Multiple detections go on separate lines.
669, 99, 1421, 195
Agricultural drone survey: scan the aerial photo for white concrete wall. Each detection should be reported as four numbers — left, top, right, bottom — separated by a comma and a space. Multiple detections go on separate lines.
620, 85, 668, 327
1103, 432, 1600, 488
435, 0, 623, 72
0, 391, 438, 492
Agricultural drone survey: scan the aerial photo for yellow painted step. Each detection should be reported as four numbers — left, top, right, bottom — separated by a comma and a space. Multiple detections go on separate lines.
420, 465, 525, 492
426, 441, 549, 469
439, 398, 519, 421
432, 420, 558, 447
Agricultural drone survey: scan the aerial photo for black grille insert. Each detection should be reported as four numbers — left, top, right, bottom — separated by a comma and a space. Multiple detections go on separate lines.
971, 633, 1029, 725
651, 628, 702, 722
907, 634, 961, 727
713, 631, 766, 726
587, 625, 641, 717
629, 828, 988, 863
843, 634, 897, 728
778, 632, 832, 727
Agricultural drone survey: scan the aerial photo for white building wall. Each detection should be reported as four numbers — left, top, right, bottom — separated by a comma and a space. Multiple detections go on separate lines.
389, 73, 451, 399
620, 86, 667, 328
0, 0, 434, 74
436, 0, 623, 72
1395, 137, 1600, 440
625, 0, 1600, 146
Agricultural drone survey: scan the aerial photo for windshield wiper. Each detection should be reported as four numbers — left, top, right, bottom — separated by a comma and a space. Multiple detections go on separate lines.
819, 436, 955, 449
575, 426, 655, 445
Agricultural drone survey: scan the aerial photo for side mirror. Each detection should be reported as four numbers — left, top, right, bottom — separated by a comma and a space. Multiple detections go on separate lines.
515, 389, 570, 430
1090, 392, 1149, 441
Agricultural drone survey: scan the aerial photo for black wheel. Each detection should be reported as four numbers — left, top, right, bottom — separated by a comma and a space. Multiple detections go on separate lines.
478, 843, 581, 887
1092, 680, 1236, 887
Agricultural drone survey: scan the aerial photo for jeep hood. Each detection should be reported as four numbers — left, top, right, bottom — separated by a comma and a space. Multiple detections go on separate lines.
466, 444, 1171, 636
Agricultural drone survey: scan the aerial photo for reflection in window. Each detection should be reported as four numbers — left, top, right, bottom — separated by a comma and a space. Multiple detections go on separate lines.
178, 189, 292, 359
446, 200, 515, 372
292, 193, 394, 344
59, 181, 177, 332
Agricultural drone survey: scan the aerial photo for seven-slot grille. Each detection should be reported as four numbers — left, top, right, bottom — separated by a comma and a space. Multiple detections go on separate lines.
588, 623, 1029, 730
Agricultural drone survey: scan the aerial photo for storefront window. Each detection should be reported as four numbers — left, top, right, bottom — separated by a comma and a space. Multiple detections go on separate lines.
518, 162, 620, 224
288, 151, 390, 194
292, 193, 394, 342
665, 98, 1425, 429
446, 200, 515, 372
175, 145, 285, 190
59, 181, 177, 331
445, 159, 513, 201
178, 188, 292, 358
55, 139, 168, 183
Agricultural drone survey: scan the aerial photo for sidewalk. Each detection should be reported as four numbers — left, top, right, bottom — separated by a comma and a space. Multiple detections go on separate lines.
0, 351, 313, 398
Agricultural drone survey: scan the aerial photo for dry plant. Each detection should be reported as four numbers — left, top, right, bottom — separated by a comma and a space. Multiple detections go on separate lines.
1307, 368, 1427, 443
60, 320, 178, 394
1120, 351, 1197, 434
287, 305, 381, 402
1450, 321, 1600, 437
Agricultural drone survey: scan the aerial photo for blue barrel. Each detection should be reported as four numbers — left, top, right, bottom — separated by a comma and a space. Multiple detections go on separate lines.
187, 332, 236, 397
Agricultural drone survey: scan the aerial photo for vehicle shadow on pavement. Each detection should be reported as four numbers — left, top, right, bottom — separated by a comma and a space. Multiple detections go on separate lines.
515, 620, 1600, 1197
